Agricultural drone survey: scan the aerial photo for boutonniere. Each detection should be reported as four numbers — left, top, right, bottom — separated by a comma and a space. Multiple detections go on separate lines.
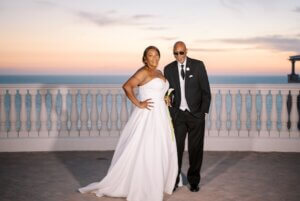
186, 67, 190, 71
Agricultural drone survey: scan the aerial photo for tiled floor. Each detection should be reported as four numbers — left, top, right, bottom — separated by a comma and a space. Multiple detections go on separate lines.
0, 151, 299, 201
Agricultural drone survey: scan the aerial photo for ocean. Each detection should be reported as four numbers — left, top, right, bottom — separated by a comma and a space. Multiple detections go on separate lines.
0, 75, 289, 84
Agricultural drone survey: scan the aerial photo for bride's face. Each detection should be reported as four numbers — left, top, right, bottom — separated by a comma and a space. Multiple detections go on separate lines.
145, 49, 160, 69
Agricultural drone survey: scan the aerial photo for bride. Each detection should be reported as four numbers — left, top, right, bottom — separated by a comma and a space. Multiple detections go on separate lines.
78, 46, 178, 201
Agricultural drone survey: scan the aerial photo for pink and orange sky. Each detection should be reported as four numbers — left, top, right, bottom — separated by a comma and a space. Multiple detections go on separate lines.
0, 0, 300, 75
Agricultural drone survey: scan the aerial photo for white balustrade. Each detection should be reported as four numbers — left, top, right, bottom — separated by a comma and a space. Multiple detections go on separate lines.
0, 84, 299, 152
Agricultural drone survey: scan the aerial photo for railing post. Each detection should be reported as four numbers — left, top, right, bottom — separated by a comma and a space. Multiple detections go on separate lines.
70, 89, 79, 137
110, 90, 119, 136
100, 89, 109, 136
209, 91, 218, 136
19, 89, 28, 137
219, 90, 228, 136
230, 89, 238, 137
29, 89, 38, 137
0, 89, 6, 137
240, 89, 249, 137
280, 90, 289, 137
8, 89, 18, 138
60, 89, 69, 137
90, 89, 99, 136
80, 89, 89, 137
270, 90, 279, 137
39, 89, 48, 137
49, 89, 58, 137
120, 92, 128, 130
290, 90, 299, 138
260, 90, 269, 137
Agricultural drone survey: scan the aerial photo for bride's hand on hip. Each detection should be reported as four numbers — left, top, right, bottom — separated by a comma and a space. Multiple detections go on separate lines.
138, 98, 153, 110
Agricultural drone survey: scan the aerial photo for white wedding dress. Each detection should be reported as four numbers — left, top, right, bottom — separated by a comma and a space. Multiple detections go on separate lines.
79, 78, 178, 201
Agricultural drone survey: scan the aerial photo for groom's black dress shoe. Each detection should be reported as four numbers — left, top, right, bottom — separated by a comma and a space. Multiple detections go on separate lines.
189, 184, 199, 192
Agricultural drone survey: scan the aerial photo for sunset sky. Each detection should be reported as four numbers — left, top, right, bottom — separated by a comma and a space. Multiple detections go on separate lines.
0, 0, 299, 75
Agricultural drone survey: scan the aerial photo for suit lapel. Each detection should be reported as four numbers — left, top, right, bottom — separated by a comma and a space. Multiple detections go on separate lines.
184, 57, 192, 95
171, 61, 181, 102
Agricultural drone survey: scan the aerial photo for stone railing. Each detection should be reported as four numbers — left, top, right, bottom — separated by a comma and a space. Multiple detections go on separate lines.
0, 84, 299, 152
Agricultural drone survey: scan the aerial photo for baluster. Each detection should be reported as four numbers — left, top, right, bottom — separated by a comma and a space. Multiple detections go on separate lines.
230, 89, 238, 137
215, 90, 222, 135
219, 90, 227, 136
290, 90, 299, 137
209, 92, 218, 136
39, 89, 48, 137
255, 91, 262, 136
90, 89, 99, 136
9, 89, 18, 137
120, 93, 128, 130
100, 89, 109, 136
29, 89, 38, 137
110, 90, 119, 136
60, 89, 69, 137
234, 90, 242, 137
280, 91, 289, 137
270, 90, 279, 137
226, 91, 232, 132
265, 90, 272, 135
19, 89, 28, 137
0, 90, 7, 137
260, 90, 269, 137
49, 89, 58, 137
70, 89, 79, 137
205, 97, 212, 137
80, 89, 89, 137
240, 90, 249, 137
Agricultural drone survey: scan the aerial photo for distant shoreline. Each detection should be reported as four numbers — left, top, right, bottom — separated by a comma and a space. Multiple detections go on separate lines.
0, 75, 288, 84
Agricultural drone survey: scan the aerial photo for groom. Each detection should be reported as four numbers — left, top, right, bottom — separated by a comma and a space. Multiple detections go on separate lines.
164, 41, 211, 192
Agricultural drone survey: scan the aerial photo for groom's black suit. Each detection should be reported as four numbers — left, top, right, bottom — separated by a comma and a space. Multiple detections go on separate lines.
164, 57, 211, 187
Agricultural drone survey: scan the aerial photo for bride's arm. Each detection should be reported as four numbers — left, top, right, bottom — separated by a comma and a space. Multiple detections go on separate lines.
122, 69, 153, 110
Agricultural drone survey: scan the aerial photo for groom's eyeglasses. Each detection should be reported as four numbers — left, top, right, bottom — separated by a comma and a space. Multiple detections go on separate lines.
173, 51, 185, 56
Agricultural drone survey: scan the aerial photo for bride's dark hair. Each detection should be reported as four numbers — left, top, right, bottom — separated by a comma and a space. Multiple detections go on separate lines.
142, 46, 160, 65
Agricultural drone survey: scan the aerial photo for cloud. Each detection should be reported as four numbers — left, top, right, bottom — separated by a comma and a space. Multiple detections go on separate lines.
189, 47, 255, 52
33, 0, 58, 8
143, 26, 168, 31
155, 36, 178, 41
74, 11, 157, 27
33, 0, 157, 28
217, 35, 300, 52
197, 35, 300, 53
132, 14, 156, 20
293, 7, 300, 12
219, 0, 243, 12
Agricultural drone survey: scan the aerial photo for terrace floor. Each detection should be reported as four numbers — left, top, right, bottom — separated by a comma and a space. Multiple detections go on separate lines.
1, 151, 299, 201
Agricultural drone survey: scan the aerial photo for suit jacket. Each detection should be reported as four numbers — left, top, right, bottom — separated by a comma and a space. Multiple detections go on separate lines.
164, 57, 211, 119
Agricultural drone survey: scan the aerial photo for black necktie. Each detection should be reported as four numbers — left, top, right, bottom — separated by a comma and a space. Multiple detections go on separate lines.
180, 64, 185, 80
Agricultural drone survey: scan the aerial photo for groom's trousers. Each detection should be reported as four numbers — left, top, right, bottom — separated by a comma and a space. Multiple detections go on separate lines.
173, 109, 205, 186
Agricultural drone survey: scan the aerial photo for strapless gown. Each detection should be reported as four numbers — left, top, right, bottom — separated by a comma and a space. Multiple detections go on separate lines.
79, 78, 178, 201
